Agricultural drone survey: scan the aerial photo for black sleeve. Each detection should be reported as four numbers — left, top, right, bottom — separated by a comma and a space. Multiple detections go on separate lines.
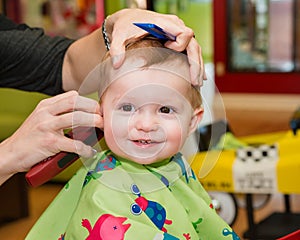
0, 14, 75, 96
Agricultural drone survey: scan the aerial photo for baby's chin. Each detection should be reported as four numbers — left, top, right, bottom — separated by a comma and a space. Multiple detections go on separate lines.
129, 157, 161, 165
126, 155, 160, 165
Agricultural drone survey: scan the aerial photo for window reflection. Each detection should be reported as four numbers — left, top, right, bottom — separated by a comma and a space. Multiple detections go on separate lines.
228, 0, 299, 72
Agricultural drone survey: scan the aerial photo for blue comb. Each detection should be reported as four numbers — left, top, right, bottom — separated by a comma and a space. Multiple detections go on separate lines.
133, 23, 176, 41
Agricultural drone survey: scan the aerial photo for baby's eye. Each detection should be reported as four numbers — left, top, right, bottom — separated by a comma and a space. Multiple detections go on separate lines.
120, 104, 135, 112
159, 106, 174, 114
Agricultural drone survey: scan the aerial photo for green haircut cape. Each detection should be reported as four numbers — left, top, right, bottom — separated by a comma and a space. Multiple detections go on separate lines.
26, 150, 239, 240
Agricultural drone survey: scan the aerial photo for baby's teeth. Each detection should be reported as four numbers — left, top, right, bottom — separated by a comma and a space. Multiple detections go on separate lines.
139, 140, 151, 144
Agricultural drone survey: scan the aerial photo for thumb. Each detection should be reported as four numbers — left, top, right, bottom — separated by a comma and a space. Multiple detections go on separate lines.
109, 40, 126, 68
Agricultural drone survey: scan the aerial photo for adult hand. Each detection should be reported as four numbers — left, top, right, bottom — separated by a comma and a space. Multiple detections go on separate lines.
107, 8, 206, 86
0, 91, 102, 185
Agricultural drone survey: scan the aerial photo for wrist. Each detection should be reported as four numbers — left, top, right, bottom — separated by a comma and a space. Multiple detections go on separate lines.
0, 139, 17, 185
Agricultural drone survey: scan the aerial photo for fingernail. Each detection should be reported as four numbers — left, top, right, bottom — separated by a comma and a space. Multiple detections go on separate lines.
198, 73, 204, 87
92, 148, 98, 157
203, 69, 207, 80
112, 55, 122, 68
192, 71, 202, 87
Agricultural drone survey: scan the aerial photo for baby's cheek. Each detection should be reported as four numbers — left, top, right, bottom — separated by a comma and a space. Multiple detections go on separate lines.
166, 125, 184, 145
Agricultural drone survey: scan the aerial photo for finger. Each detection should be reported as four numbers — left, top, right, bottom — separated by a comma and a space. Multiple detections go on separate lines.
40, 90, 79, 105
71, 111, 103, 129
48, 111, 103, 130
163, 27, 202, 85
163, 26, 194, 52
198, 44, 207, 81
73, 96, 101, 114
109, 34, 126, 68
109, 31, 147, 68
183, 38, 203, 86
41, 93, 100, 116
153, 14, 188, 36
37, 91, 79, 116
57, 136, 97, 159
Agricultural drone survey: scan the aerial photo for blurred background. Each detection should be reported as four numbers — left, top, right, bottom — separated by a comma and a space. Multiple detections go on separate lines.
1, 1, 300, 239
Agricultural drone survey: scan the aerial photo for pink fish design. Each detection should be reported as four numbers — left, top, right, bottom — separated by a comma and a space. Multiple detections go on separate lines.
82, 214, 131, 240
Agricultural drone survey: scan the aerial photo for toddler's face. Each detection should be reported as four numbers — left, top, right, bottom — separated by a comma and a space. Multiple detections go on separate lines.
100, 69, 201, 165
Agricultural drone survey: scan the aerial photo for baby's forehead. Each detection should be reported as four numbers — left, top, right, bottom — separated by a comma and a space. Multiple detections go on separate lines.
110, 67, 190, 89
105, 69, 192, 105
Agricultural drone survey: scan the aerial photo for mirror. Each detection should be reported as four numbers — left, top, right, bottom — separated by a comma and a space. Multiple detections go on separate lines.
228, 0, 300, 72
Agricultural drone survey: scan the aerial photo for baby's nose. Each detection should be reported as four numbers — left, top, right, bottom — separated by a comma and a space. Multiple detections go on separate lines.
134, 111, 158, 132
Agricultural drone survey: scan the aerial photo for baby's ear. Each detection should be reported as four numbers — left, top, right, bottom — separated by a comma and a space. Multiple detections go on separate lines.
188, 107, 204, 135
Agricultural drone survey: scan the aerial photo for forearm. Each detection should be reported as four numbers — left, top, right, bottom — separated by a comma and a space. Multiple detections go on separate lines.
62, 28, 107, 92
0, 26, 73, 95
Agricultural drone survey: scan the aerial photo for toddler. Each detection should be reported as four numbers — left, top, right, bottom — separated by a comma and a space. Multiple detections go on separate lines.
26, 38, 239, 240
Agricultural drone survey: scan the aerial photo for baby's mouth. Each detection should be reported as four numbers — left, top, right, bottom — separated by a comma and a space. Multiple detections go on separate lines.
134, 139, 152, 145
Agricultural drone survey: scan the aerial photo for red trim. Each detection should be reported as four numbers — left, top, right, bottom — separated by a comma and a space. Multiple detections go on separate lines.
215, 72, 300, 94
95, 0, 105, 25
277, 229, 300, 240
213, 0, 227, 71
5, 0, 22, 23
